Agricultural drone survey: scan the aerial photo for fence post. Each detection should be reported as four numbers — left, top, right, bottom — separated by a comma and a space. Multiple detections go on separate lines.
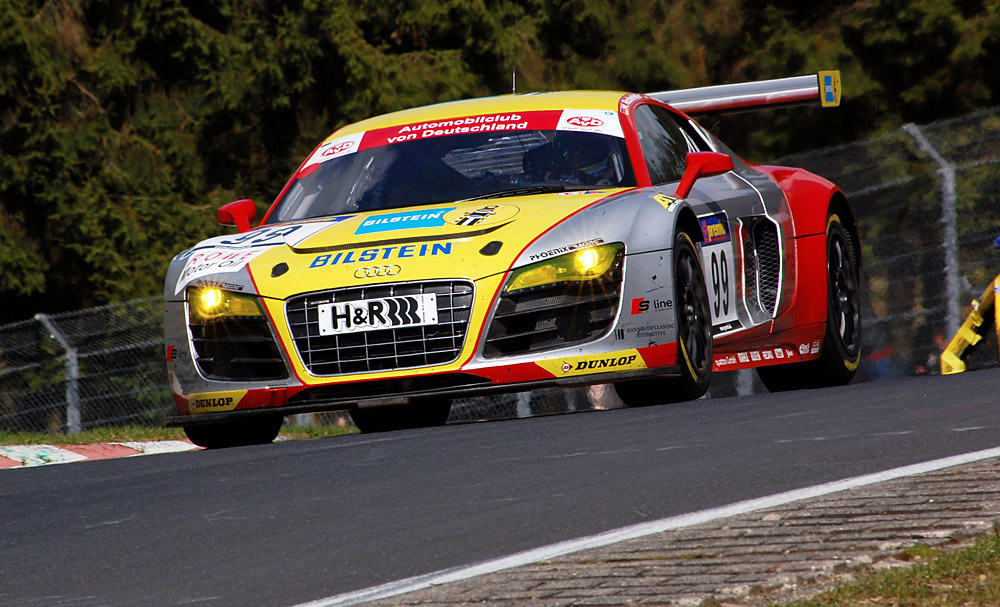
35, 314, 81, 435
902, 123, 961, 338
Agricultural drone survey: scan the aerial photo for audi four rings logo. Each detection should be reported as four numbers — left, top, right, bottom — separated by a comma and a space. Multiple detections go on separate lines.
354, 265, 402, 279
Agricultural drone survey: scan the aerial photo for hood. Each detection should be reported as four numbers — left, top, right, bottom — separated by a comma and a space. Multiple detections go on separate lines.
171, 190, 627, 300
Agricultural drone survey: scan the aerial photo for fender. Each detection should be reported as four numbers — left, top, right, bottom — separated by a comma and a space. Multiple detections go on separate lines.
753, 165, 849, 238
754, 165, 859, 334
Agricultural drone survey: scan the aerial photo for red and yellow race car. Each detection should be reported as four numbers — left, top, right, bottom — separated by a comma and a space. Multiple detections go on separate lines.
163, 71, 860, 447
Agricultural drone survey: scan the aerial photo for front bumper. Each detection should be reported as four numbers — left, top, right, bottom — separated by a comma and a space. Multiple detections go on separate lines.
164, 348, 677, 427
165, 249, 682, 425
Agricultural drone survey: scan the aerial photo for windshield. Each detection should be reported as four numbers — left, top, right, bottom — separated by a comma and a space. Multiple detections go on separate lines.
267, 129, 636, 223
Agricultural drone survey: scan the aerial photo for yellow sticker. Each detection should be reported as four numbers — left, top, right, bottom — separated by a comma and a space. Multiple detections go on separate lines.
653, 194, 680, 211
188, 390, 247, 414
537, 350, 647, 377
443, 204, 520, 227
818, 70, 841, 108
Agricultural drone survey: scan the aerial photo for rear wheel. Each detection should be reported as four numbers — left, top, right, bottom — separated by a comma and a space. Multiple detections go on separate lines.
350, 398, 452, 433
757, 212, 861, 391
183, 414, 284, 449
616, 232, 712, 407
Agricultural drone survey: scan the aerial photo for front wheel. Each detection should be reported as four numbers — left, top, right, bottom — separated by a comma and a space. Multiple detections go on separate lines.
350, 398, 452, 433
183, 414, 284, 449
758, 211, 861, 391
616, 231, 712, 407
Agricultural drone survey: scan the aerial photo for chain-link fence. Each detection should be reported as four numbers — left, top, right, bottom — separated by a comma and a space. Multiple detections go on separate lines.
775, 106, 1000, 382
3, 108, 999, 434
0, 299, 168, 433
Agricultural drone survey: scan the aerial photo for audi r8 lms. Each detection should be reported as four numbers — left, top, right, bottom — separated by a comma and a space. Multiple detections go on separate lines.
163, 71, 861, 447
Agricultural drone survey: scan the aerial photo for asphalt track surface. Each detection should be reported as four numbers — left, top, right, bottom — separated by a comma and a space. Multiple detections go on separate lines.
2, 368, 999, 607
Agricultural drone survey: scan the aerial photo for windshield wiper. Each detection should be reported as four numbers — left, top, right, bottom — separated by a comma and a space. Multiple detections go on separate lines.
457, 183, 596, 202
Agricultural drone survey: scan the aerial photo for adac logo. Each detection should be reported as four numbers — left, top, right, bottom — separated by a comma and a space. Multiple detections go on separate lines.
566, 116, 604, 128
354, 265, 401, 279
323, 141, 355, 156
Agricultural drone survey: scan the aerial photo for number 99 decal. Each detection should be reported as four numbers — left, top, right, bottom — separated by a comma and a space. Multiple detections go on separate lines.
710, 250, 730, 318
698, 212, 739, 329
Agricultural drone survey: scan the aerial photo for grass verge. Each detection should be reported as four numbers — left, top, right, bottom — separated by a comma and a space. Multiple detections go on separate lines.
787, 528, 1000, 607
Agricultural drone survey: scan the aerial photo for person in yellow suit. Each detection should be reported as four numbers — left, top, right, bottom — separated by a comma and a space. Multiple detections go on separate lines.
941, 236, 1000, 374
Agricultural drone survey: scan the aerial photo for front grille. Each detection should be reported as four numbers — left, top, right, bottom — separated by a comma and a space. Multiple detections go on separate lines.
190, 317, 288, 381
286, 281, 473, 376
484, 253, 623, 358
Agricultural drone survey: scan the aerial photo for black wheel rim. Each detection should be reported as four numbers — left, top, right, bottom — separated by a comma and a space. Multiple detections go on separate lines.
828, 230, 860, 356
676, 245, 711, 376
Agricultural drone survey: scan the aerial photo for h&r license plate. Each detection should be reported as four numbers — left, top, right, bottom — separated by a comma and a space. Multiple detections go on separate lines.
317, 294, 438, 335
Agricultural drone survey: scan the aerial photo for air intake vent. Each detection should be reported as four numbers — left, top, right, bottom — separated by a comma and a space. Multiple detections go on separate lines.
484, 253, 623, 357
743, 216, 781, 319
286, 281, 473, 376
190, 317, 288, 381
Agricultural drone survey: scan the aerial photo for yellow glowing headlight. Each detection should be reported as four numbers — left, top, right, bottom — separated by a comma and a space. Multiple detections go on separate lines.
505, 242, 624, 293
188, 287, 264, 321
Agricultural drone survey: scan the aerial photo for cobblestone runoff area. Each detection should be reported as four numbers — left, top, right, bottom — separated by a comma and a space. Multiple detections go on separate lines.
368, 456, 1000, 607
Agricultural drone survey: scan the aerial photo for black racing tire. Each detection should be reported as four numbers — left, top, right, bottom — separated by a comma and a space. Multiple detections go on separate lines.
757, 212, 861, 392
350, 398, 452, 433
615, 231, 713, 407
183, 414, 284, 449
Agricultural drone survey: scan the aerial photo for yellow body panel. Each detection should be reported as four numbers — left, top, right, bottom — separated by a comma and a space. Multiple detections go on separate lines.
249, 192, 626, 297
247, 191, 628, 385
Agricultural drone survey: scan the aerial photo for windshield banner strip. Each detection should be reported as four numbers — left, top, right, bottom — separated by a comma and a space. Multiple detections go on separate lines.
361, 110, 562, 148
301, 109, 625, 173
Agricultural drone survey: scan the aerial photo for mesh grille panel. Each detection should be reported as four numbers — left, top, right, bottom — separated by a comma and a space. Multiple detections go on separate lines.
743, 217, 781, 319
484, 251, 623, 357
754, 221, 781, 314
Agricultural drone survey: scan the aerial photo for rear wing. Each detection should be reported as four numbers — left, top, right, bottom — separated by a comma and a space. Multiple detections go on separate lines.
649, 70, 841, 116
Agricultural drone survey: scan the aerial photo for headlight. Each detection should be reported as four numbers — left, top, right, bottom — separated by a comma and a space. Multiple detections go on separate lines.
505, 242, 624, 293
187, 287, 265, 322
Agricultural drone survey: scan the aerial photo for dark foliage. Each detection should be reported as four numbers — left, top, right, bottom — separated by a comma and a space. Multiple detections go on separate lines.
2, 0, 998, 320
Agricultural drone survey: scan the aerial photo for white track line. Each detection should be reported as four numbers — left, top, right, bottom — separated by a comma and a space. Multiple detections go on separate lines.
292, 446, 1000, 607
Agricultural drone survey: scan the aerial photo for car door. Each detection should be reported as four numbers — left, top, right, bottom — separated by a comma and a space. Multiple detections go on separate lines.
631, 103, 778, 336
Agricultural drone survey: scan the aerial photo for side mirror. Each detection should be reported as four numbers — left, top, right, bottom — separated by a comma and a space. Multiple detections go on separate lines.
674, 152, 734, 199
217, 199, 256, 233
